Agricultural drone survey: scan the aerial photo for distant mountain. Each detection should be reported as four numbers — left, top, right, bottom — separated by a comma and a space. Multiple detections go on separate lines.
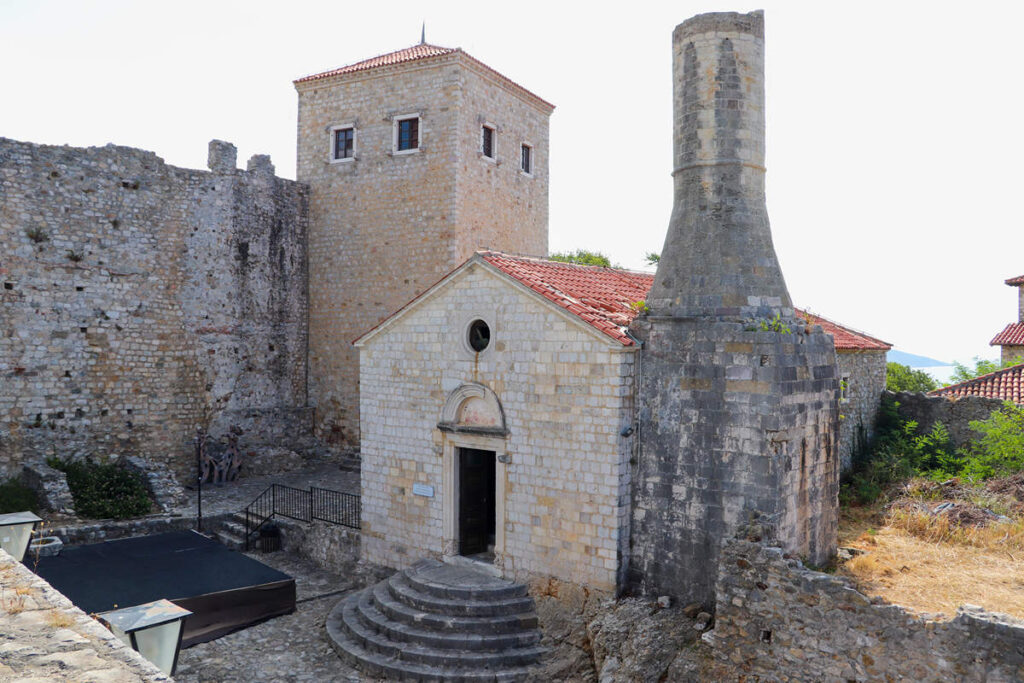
887, 349, 950, 368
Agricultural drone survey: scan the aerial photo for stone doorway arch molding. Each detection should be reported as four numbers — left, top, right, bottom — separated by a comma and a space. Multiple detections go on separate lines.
438, 382, 508, 436
436, 382, 509, 576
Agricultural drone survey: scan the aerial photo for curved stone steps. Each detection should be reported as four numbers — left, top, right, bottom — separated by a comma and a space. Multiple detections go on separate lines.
371, 582, 538, 635
356, 591, 541, 652
326, 558, 546, 681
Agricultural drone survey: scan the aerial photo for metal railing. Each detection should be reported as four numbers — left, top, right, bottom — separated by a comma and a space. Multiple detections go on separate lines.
243, 483, 360, 550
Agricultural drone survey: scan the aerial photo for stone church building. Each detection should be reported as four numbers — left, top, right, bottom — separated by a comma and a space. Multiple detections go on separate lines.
2, 11, 890, 602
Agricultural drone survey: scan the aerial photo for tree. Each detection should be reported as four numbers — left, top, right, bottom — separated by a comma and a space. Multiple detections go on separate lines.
949, 356, 1023, 385
886, 362, 938, 393
644, 252, 660, 266
549, 249, 611, 267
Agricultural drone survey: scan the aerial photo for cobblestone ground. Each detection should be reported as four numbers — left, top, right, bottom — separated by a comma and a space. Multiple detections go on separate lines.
175, 548, 377, 682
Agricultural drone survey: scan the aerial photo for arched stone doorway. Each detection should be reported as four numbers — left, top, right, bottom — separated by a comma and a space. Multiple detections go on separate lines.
437, 383, 509, 573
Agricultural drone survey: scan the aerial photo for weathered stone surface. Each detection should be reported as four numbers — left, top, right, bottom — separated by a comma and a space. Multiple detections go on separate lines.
0, 137, 309, 482
244, 446, 305, 477
587, 598, 698, 683
119, 455, 188, 511
629, 11, 840, 607
0, 547, 167, 682
837, 349, 887, 470
20, 461, 75, 513
712, 538, 1024, 681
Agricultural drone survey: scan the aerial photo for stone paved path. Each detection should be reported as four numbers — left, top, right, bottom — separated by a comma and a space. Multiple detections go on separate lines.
172, 463, 361, 518
174, 548, 376, 682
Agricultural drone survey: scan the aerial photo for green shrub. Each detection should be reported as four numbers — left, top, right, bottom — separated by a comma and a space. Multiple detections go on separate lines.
0, 478, 39, 514
886, 362, 938, 392
961, 401, 1024, 480
48, 458, 151, 519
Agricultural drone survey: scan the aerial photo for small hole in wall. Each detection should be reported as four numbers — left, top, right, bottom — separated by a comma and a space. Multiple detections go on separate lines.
268, 344, 275, 352
55, 411, 65, 419
760, 630, 772, 644
101, 409, 109, 416
126, 408, 133, 415
64, 371, 71, 378
760, 355, 769, 366
75, 408, 83, 418
126, 420, 133, 429
3, 282, 12, 290
76, 286, 84, 292
79, 327, 87, 333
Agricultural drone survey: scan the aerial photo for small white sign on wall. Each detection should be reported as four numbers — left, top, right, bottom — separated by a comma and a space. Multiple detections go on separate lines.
412, 483, 435, 498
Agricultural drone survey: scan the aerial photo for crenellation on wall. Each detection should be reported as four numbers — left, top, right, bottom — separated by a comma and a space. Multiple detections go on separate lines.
0, 136, 309, 481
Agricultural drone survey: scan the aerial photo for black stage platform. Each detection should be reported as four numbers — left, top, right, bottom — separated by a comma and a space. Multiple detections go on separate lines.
34, 530, 295, 646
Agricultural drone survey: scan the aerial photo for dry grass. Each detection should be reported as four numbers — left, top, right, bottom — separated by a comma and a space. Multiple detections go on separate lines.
838, 495, 1024, 620
45, 609, 75, 628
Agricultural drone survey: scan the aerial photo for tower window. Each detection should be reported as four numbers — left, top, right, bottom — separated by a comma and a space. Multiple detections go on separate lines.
330, 125, 355, 162
521, 143, 533, 175
468, 319, 491, 352
395, 115, 420, 153
481, 125, 495, 160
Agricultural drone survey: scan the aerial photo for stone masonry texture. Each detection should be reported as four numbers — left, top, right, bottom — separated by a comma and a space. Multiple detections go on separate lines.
629, 12, 840, 606
0, 547, 168, 682
713, 538, 1024, 681
358, 262, 634, 591
296, 51, 552, 450
891, 390, 1009, 451
837, 349, 887, 471
0, 137, 308, 481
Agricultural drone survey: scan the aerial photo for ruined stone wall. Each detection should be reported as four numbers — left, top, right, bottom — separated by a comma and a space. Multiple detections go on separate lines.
713, 538, 1024, 681
296, 53, 551, 450
837, 349, 886, 470
0, 138, 308, 481
358, 263, 634, 591
891, 390, 1006, 450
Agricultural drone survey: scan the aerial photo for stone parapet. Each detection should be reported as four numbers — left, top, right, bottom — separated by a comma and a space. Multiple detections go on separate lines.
0, 547, 168, 681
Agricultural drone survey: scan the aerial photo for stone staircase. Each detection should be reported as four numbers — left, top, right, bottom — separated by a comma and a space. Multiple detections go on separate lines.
327, 558, 545, 681
209, 511, 248, 550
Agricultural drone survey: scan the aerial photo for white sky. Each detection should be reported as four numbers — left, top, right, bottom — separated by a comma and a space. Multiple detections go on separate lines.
2, 1, 1021, 365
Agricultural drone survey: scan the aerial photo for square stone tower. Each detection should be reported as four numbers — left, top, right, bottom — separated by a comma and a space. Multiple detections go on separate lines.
628, 11, 840, 606
295, 44, 553, 448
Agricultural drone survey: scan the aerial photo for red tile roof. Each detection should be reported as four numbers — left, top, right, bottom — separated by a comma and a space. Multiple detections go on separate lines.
797, 311, 892, 351
1006, 274, 1024, 286
477, 251, 892, 350
293, 43, 554, 110
294, 44, 457, 83
478, 251, 654, 346
930, 363, 1024, 403
992, 322, 1024, 346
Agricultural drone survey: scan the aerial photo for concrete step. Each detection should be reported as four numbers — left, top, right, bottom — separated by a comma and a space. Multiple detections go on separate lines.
388, 573, 535, 618
371, 582, 538, 635
338, 595, 545, 669
356, 590, 541, 652
404, 558, 528, 601
326, 599, 534, 682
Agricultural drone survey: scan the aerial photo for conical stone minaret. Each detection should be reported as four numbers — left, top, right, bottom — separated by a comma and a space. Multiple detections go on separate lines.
628, 10, 840, 606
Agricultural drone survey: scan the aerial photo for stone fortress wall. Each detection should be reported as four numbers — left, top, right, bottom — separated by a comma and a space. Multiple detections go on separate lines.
0, 137, 309, 481
296, 51, 551, 450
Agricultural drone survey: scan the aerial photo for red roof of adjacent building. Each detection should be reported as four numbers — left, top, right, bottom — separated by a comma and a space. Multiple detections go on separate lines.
992, 322, 1024, 346
477, 251, 891, 350
1006, 274, 1024, 286
930, 363, 1024, 404
293, 43, 554, 110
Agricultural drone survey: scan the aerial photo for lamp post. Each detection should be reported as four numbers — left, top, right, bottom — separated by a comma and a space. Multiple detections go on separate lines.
97, 599, 191, 676
0, 511, 42, 562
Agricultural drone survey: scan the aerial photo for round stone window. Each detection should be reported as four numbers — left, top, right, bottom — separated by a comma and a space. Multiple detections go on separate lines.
467, 319, 491, 352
